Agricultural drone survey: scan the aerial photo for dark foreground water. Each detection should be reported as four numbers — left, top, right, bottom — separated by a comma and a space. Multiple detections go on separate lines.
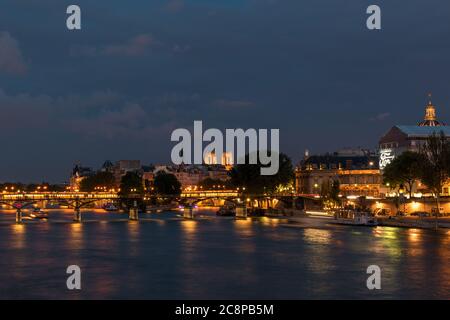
0, 208, 449, 299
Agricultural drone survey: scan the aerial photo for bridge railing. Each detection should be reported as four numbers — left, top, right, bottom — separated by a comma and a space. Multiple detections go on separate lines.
0, 191, 313, 201
0, 192, 119, 200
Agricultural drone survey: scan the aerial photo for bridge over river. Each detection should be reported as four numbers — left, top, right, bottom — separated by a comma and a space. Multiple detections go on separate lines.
0, 190, 316, 223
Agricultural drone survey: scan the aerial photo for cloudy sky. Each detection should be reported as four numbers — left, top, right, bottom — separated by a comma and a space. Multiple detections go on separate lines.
1, 0, 450, 182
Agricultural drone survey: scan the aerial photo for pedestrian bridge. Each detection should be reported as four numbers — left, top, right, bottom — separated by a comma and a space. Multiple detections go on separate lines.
0, 191, 119, 200
0, 190, 314, 223
0, 190, 239, 201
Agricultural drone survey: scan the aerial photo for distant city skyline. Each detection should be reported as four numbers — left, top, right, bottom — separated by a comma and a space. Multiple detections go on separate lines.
1, 0, 450, 182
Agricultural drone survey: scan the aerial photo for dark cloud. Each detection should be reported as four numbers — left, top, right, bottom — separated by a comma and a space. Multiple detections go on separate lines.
1, 0, 450, 181
164, 0, 185, 13
70, 34, 160, 57
0, 88, 178, 138
370, 112, 391, 121
0, 31, 27, 75
213, 99, 256, 109
69, 102, 176, 139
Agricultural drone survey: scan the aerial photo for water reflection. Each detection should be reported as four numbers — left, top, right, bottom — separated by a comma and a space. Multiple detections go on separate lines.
68, 222, 84, 250
11, 224, 25, 249
259, 216, 281, 227
1, 209, 449, 299
127, 221, 140, 257
234, 218, 254, 237
303, 228, 331, 245
179, 220, 200, 297
181, 220, 197, 238
302, 228, 334, 296
371, 227, 402, 258
233, 218, 255, 254
407, 228, 422, 243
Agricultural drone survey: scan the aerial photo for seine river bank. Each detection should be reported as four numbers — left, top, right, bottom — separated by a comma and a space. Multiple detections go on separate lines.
0, 208, 449, 299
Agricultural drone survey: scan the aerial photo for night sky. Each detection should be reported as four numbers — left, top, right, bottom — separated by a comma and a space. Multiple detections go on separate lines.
1, 0, 450, 182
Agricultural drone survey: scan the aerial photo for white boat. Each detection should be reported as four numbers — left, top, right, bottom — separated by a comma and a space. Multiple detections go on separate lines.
332, 210, 378, 226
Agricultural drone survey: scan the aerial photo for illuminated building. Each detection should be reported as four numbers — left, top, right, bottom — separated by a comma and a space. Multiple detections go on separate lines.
378, 96, 450, 195
295, 148, 381, 197
142, 165, 155, 190
69, 164, 94, 190
152, 163, 230, 189
204, 151, 233, 168
418, 96, 446, 126
379, 125, 450, 169
379, 97, 450, 168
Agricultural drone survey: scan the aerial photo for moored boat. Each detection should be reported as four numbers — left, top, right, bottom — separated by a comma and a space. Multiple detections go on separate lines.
29, 207, 48, 220
331, 210, 378, 226
216, 205, 235, 216
103, 203, 119, 212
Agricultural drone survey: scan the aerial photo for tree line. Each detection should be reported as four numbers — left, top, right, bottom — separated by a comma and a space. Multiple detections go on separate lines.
79, 152, 295, 197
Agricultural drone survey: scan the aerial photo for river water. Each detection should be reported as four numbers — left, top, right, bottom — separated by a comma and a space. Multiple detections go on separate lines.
0, 208, 449, 299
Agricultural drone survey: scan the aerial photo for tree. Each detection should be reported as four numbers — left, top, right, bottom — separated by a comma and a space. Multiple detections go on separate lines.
119, 171, 144, 196
79, 171, 116, 192
418, 132, 450, 227
330, 180, 341, 206
229, 152, 294, 195
118, 171, 144, 210
382, 151, 422, 198
153, 172, 181, 196
320, 179, 341, 209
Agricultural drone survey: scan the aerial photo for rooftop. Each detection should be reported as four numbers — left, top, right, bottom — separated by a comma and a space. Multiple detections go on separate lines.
396, 125, 450, 137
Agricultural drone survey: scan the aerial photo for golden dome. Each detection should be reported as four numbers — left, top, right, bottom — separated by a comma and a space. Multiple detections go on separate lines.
418, 95, 445, 126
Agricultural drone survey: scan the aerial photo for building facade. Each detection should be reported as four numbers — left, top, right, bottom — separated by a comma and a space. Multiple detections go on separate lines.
378, 97, 450, 195
111, 160, 142, 185
69, 164, 94, 190
295, 149, 382, 197
204, 151, 234, 170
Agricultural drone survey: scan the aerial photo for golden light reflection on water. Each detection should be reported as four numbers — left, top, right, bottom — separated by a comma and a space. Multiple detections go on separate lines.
127, 221, 140, 236
302, 228, 333, 290
127, 221, 140, 257
11, 224, 26, 249
180, 220, 198, 262
303, 228, 332, 245
372, 227, 398, 240
181, 220, 197, 236
369, 227, 404, 259
179, 219, 200, 296
407, 228, 422, 243
444, 230, 450, 244
234, 218, 254, 237
68, 222, 84, 250
232, 218, 256, 254
259, 217, 281, 227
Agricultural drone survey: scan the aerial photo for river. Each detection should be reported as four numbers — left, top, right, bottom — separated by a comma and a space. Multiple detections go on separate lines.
0, 208, 449, 299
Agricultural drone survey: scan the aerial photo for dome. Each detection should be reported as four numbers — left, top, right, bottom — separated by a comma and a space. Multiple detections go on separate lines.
418, 99, 445, 127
